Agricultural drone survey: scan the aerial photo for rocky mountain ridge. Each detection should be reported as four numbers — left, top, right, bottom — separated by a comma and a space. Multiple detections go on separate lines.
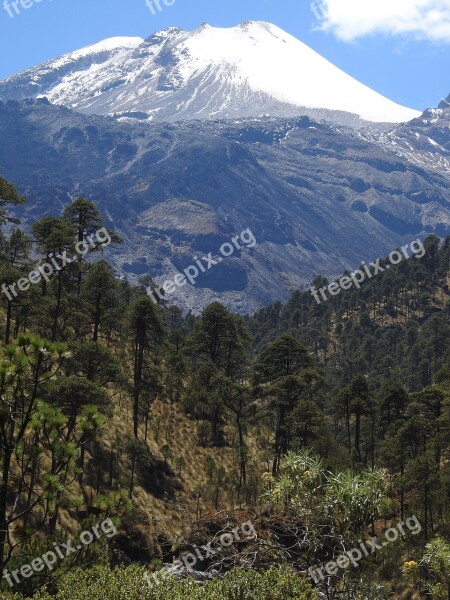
0, 98, 448, 313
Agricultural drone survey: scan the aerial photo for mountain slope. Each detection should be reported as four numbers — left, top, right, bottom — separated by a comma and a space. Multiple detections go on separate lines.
0, 100, 448, 313
0, 22, 420, 125
360, 103, 450, 176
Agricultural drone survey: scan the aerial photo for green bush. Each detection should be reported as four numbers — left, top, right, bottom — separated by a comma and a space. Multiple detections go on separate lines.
26, 565, 316, 600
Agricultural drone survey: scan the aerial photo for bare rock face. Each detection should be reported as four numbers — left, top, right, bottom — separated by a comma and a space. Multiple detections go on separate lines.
0, 99, 449, 313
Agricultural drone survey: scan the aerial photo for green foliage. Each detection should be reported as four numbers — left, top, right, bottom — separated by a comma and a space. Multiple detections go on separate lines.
250, 236, 450, 390
1, 174, 450, 597
263, 450, 388, 542
26, 565, 316, 600
0, 176, 26, 225
253, 335, 323, 473
402, 538, 450, 598
422, 537, 450, 581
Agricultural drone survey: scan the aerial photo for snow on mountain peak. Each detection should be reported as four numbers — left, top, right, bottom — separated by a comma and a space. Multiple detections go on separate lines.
175, 21, 419, 123
0, 22, 420, 124
49, 36, 144, 68
81, 37, 144, 53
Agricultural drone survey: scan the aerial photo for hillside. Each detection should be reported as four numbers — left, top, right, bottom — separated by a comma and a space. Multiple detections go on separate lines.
0, 100, 449, 313
0, 177, 450, 598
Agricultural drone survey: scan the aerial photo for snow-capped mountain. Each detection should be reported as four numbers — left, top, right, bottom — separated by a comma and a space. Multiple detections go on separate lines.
0, 21, 420, 125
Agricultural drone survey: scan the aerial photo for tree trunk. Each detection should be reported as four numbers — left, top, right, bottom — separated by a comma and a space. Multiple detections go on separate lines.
51, 271, 63, 341
133, 324, 145, 439
272, 408, 284, 475
0, 446, 13, 570
236, 413, 246, 485
354, 411, 362, 463
129, 449, 136, 499
78, 436, 86, 485
5, 300, 12, 345
93, 294, 101, 342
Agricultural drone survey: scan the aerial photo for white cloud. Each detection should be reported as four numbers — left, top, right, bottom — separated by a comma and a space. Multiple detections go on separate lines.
312, 0, 450, 43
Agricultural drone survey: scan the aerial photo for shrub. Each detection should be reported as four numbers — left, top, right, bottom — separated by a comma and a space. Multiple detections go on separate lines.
29, 565, 316, 600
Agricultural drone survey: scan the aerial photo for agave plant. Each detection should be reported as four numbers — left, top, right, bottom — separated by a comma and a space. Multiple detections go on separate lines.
324, 468, 388, 537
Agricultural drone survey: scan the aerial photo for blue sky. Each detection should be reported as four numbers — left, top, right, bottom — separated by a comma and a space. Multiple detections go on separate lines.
0, 0, 449, 111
